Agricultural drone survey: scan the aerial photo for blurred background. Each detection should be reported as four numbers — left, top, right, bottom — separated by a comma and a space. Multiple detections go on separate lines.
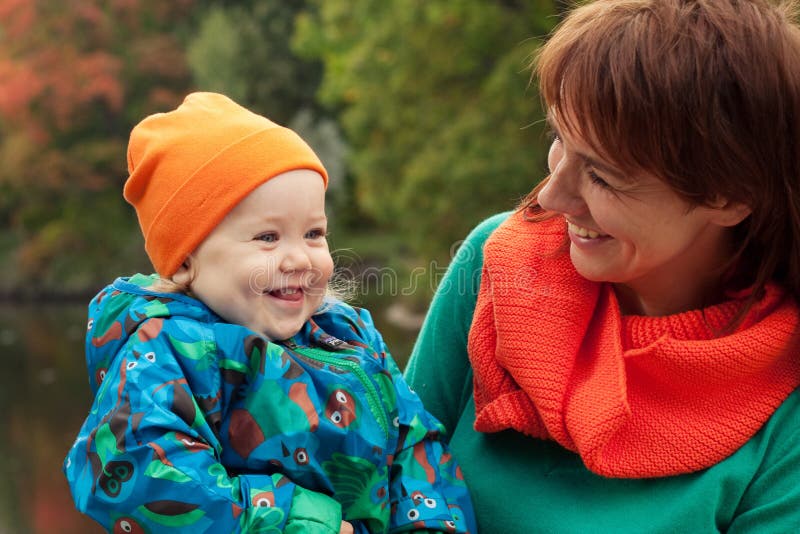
0, 0, 562, 531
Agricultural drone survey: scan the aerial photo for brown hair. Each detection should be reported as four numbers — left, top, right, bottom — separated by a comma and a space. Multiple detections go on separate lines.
524, 0, 800, 312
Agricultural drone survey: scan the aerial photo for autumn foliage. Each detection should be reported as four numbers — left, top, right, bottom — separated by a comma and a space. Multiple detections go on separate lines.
0, 0, 195, 293
0, 0, 557, 300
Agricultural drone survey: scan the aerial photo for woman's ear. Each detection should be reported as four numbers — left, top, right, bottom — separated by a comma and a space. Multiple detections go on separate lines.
709, 198, 752, 227
170, 257, 195, 288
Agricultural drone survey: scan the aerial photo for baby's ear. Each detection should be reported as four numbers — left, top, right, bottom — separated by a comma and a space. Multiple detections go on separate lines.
170, 257, 195, 287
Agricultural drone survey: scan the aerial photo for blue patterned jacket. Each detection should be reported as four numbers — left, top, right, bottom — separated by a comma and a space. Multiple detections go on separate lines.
64, 274, 476, 533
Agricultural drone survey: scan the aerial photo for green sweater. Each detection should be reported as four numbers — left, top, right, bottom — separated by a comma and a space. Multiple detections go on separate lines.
405, 212, 800, 533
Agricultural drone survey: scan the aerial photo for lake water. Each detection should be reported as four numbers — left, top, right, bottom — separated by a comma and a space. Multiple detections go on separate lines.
0, 297, 418, 533
0, 303, 101, 533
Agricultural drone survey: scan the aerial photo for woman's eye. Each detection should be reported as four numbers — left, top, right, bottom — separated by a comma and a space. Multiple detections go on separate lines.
589, 170, 612, 189
256, 233, 278, 243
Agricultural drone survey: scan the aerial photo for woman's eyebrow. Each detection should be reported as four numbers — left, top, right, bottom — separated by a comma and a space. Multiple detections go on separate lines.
581, 153, 625, 179
546, 112, 627, 180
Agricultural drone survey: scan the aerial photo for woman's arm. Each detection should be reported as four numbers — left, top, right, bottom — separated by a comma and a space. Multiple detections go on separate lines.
728, 389, 800, 533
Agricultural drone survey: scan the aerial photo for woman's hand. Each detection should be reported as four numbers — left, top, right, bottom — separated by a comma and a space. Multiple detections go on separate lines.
339, 520, 354, 534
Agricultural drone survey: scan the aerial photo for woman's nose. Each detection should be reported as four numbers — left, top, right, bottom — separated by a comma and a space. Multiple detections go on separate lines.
538, 153, 585, 216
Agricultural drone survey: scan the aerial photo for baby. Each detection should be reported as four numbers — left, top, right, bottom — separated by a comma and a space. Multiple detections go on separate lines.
64, 92, 475, 534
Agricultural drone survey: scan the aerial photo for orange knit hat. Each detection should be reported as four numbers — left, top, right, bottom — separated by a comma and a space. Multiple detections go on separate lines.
124, 92, 329, 277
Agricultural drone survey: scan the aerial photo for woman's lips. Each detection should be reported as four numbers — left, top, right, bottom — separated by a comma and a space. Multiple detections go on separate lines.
566, 221, 608, 239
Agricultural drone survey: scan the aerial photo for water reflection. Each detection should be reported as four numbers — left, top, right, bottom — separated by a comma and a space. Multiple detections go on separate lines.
0, 303, 102, 533
0, 296, 418, 533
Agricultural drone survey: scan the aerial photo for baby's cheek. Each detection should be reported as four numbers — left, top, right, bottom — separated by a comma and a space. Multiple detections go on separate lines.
317, 254, 335, 284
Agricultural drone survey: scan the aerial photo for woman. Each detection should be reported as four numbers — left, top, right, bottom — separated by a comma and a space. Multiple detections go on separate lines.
405, 0, 800, 532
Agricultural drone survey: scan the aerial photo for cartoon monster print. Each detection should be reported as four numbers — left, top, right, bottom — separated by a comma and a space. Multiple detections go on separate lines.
322, 452, 389, 532
442, 504, 471, 533
116, 501, 216, 532
89, 291, 133, 346
99, 460, 134, 498
251, 490, 275, 508
227, 380, 315, 461
326, 387, 358, 428
149, 377, 202, 430
112, 516, 148, 534
93, 360, 110, 388
242, 487, 285, 533
408, 489, 442, 519
437, 451, 467, 488
288, 381, 319, 431
280, 441, 312, 469
255, 435, 321, 484
172, 431, 212, 453
91, 320, 122, 347
86, 386, 136, 499
228, 409, 266, 459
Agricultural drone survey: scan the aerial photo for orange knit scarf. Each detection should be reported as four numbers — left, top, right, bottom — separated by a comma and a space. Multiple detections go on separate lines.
468, 211, 800, 478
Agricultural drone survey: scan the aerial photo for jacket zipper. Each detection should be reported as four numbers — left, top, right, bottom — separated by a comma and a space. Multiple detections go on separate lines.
290, 345, 390, 439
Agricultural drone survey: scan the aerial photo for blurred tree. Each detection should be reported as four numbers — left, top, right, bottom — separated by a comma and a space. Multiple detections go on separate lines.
189, 0, 323, 125
294, 0, 559, 268
0, 0, 196, 295
187, 0, 350, 219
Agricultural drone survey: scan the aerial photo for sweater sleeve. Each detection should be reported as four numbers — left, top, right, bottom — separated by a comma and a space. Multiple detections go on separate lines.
405, 212, 509, 434
727, 389, 800, 533
352, 308, 477, 534
64, 321, 342, 534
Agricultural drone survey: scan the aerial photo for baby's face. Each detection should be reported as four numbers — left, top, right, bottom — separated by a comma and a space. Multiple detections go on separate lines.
185, 169, 333, 340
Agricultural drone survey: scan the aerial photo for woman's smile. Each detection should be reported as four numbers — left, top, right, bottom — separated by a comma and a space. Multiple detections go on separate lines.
538, 112, 750, 315
566, 220, 609, 240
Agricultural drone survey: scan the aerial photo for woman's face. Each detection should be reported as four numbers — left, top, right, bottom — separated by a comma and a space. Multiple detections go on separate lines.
537, 112, 750, 315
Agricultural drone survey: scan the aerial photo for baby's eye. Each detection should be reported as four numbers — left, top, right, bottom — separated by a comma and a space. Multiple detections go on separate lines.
305, 228, 326, 239
255, 233, 278, 243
